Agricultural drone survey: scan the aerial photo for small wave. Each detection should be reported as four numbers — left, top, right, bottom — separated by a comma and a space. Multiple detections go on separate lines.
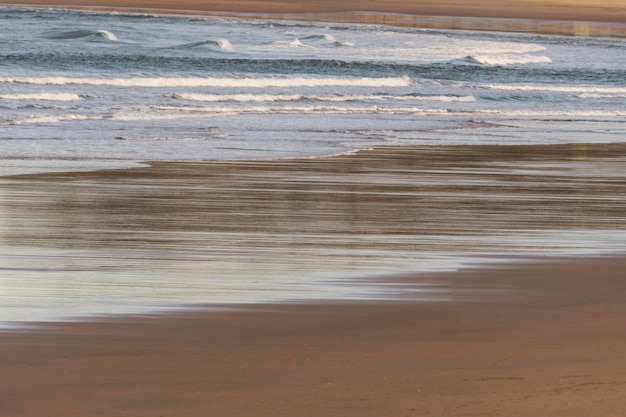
577, 93, 626, 99
169, 93, 304, 102
0, 93, 81, 101
0, 76, 412, 88
464, 54, 552, 66
169, 39, 233, 51
302, 34, 336, 42
11, 114, 94, 125
47, 29, 118, 41
269, 39, 308, 48
168, 92, 474, 103
483, 84, 626, 94
115, 136, 206, 141
333, 41, 354, 47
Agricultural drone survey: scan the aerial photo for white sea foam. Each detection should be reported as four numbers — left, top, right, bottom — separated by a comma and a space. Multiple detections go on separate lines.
577, 93, 626, 99
0, 76, 412, 88
8, 114, 95, 124
270, 39, 308, 48
0, 93, 81, 101
483, 84, 626, 94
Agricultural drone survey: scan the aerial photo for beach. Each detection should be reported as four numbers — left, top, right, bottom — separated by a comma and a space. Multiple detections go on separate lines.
1, 0, 626, 415
1, 258, 626, 417
3, 143, 626, 415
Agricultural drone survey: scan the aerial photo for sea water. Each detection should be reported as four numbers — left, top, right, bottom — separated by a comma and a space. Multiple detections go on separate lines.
1, 7, 625, 326
1, 7, 624, 175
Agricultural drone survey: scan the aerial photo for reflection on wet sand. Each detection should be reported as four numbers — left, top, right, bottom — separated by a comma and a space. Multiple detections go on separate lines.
2, 143, 626, 324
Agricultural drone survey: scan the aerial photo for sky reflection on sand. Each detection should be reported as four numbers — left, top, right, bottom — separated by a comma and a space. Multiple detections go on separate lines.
2, 143, 626, 325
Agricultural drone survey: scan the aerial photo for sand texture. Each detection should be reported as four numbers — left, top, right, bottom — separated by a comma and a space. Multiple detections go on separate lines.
2, 258, 626, 417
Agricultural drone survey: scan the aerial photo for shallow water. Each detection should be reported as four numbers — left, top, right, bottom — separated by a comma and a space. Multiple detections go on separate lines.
2, 144, 626, 326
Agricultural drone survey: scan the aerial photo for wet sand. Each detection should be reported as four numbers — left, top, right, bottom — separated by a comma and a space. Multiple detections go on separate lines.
1, 0, 626, 414
2, 258, 626, 417
2, 144, 626, 415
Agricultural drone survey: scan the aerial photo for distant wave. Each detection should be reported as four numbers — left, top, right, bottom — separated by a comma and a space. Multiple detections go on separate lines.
300, 34, 354, 47
168, 93, 475, 103
0, 76, 412, 88
7, 105, 625, 126
115, 136, 206, 141
0, 93, 81, 101
464, 54, 552, 66
483, 84, 626, 94
167, 39, 233, 51
302, 34, 336, 42
577, 93, 626, 99
47, 29, 118, 41
269, 39, 308, 48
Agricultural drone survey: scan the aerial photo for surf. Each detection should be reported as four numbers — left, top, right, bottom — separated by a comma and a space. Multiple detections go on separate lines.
0, 76, 412, 88
46, 29, 118, 41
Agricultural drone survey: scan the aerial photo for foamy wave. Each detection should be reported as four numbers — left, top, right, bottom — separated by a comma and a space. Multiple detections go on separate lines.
269, 39, 308, 48
146, 105, 449, 117
0, 93, 81, 101
168, 93, 474, 103
47, 29, 118, 41
483, 84, 626, 94
577, 93, 626, 99
10, 115, 94, 124
0, 76, 412, 88
302, 34, 336, 42
465, 54, 552, 66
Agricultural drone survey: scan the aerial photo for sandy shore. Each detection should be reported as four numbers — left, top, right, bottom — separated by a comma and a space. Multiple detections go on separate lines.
3, 0, 626, 36
2, 257, 626, 417
2, 143, 626, 416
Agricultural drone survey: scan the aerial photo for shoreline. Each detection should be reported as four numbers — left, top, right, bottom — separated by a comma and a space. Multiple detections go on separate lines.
2, 255, 626, 416
3, 2, 626, 37
3, 142, 626, 325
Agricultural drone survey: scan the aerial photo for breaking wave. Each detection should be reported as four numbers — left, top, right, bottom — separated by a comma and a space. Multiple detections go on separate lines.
464, 54, 552, 66
168, 93, 475, 103
483, 84, 626, 94
47, 29, 118, 41
0, 93, 81, 101
168, 39, 233, 51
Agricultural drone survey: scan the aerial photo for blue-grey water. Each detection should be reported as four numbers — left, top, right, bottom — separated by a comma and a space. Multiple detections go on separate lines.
1, 7, 626, 327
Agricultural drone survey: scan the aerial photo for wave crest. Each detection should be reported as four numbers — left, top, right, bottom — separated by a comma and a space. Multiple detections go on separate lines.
170, 39, 233, 51
0, 93, 81, 101
464, 54, 551, 66
0, 76, 412, 88
47, 29, 118, 41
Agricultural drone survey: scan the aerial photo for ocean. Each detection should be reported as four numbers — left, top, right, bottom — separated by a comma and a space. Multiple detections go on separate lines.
1, 7, 626, 326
